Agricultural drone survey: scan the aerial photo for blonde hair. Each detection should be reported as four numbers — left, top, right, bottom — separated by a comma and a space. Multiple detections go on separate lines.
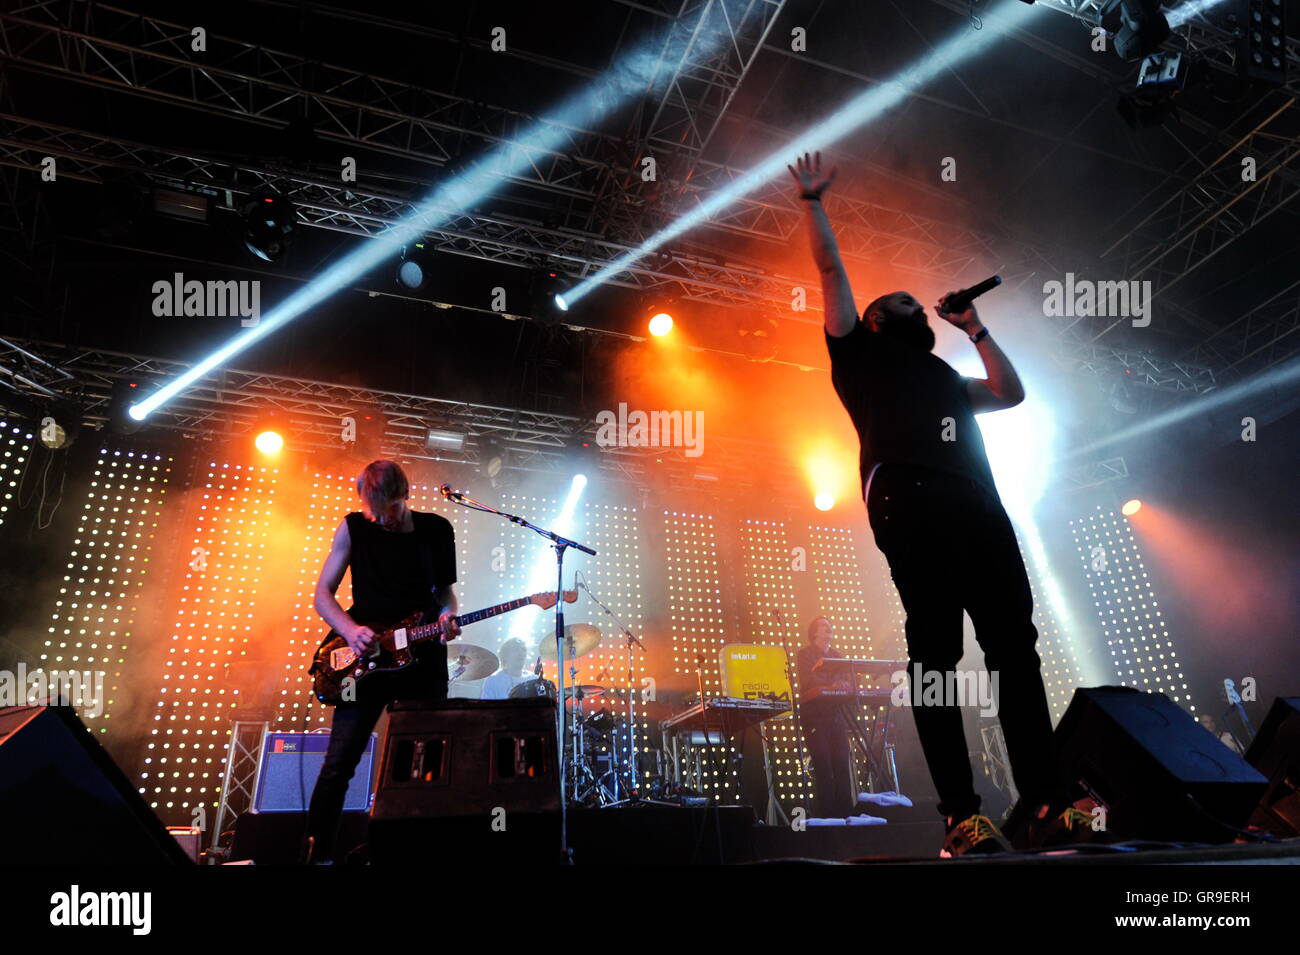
356, 459, 409, 528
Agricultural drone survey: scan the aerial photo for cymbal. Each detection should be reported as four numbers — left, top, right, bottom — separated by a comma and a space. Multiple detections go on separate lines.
446, 643, 499, 682
536, 623, 603, 661
563, 684, 605, 700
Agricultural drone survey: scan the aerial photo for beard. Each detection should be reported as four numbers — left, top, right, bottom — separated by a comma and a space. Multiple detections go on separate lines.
878, 317, 936, 352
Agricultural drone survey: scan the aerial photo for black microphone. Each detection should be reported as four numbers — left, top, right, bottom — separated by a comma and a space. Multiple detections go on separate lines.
439, 484, 464, 501
942, 274, 1002, 313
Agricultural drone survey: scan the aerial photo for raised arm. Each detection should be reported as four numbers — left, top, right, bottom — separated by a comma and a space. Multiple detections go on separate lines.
788, 152, 857, 338
934, 296, 1026, 413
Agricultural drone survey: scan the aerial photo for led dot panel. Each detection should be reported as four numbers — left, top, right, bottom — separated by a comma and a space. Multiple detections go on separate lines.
42, 448, 172, 733
1070, 505, 1190, 707
739, 519, 806, 803
0, 418, 34, 527
140, 463, 279, 818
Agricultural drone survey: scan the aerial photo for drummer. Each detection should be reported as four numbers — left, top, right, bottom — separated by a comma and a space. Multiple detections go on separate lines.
480, 637, 533, 700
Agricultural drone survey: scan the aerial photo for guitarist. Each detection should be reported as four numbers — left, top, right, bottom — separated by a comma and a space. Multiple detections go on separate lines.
304, 459, 460, 864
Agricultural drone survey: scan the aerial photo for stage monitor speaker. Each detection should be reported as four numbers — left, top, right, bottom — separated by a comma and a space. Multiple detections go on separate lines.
0, 705, 193, 865
373, 698, 558, 819
1048, 686, 1268, 843
1244, 696, 1300, 837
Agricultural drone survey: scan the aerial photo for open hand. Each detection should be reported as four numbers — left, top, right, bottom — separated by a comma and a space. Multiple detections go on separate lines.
787, 151, 837, 201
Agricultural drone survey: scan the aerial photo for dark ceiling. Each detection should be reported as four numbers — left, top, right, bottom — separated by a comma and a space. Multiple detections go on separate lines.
3, 0, 1299, 432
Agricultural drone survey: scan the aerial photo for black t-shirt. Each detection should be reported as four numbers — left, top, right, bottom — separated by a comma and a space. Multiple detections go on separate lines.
344, 510, 457, 625
826, 321, 998, 498
796, 643, 839, 703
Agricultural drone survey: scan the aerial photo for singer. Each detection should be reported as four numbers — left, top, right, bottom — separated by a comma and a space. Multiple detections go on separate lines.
789, 152, 1089, 857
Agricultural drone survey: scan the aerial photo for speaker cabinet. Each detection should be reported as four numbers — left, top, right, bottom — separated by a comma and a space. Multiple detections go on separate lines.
1245, 697, 1300, 836
0, 706, 193, 865
1047, 687, 1268, 843
373, 698, 559, 819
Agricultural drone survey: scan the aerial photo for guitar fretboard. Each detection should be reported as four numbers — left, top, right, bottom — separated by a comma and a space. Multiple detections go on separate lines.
406, 596, 533, 643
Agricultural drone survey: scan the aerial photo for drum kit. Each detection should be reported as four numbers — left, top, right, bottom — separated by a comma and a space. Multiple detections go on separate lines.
448, 621, 639, 807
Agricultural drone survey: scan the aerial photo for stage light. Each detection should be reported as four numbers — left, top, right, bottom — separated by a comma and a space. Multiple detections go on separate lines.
240, 189, 295, 262
254, 429, 284, 455
111, 379, 147, 433
648, 312, 674, 337
1101, 0, 1170, 62
530, 269, 569, 325
814, 492, 834, 511
125, 16, 728, 424
557, 0, 1037, 310
425, 428, 465, 452
1123, 498, 1143, 516
396, 242, 429, 289
479, 436, 508, 485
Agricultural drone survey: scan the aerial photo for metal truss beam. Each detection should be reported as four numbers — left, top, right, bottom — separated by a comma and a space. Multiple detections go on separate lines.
0, 0, 1022, 286
1, 337, 811, 495
1053, 334, 1219, 394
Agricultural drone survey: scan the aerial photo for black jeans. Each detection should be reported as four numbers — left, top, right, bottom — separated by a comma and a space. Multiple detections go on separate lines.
803, 698, 854, 818
867, 463, 1065, 822
304, 653, 446, 863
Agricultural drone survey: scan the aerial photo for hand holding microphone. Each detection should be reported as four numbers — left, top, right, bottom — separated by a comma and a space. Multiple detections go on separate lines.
937, 274, 1001, 334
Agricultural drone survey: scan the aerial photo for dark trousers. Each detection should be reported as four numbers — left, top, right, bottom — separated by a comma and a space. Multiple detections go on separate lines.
803, 698, 853, 818
304, 658, 446, 863
867, 463, 1066, 822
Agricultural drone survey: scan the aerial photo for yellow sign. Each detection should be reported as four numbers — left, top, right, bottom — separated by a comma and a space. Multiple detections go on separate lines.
719, 644, 792, 716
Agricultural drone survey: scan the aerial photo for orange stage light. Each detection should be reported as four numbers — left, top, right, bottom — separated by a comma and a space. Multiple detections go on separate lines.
1122, 498, 1142, 516
254, 430, 284, 455
648, 312, 674, 337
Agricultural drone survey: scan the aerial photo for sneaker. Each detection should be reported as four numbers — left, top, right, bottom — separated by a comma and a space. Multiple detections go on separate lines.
1026, 804, 1105, 849
939, 814, 1013, 858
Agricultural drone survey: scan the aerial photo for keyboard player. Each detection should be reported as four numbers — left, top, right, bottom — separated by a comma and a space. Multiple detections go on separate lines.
797, 617, 854, 818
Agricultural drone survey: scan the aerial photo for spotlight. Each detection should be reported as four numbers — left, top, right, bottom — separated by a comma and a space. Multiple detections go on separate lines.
1122, 498, 1143, 516
814, 492, 835, 511
254, 429, 284, 456
38, 401, 82, 450
1240, 0, 1289, 86
479, 436, 508, 485
648, 312, 674, 337
1101, 0, 1171, 61
240, 189, 295, 262
425, 427, 465, 452
110, 379, 147, 434
529, 269, 568, 324
397, 242, 430, 290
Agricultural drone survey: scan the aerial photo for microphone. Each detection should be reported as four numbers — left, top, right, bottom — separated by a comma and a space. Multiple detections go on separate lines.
439, 484, 464, 501
941, 274, 1002, 313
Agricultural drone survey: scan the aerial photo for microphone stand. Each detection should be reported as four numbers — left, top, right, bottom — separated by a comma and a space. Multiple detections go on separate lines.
578, 573, 645, 804
442, 488, 595, 864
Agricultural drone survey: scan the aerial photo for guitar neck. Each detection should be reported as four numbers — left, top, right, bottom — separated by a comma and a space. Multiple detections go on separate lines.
407, 596, 534, 643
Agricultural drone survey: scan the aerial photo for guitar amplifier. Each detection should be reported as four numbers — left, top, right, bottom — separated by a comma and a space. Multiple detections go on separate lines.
253, 732, 377, 813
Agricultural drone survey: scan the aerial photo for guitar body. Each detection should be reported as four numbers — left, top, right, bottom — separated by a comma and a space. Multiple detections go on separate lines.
306, 590, 576, 706
310, 612, 424, 705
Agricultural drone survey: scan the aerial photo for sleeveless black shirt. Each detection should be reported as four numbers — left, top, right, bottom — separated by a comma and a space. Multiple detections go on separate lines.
344, 510, 457, 625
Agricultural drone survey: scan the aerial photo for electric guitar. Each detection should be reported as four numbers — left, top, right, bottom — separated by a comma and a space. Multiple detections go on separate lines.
310, 590, 577, 705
